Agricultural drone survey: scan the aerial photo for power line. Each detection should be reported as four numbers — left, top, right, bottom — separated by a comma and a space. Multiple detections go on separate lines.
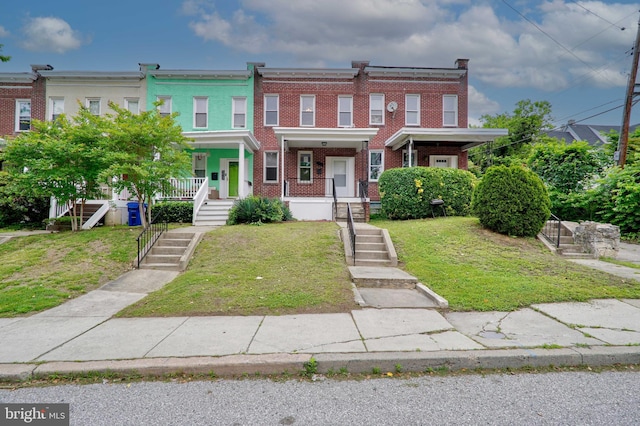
570, 1, 626, 30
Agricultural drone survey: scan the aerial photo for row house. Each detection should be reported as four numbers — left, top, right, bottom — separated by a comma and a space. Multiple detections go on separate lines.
0, 59, 506, 225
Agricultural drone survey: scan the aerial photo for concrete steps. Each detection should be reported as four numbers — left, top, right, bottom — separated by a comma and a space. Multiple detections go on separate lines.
336, 202, 366, 222
540, 220, 592, 259
139, 232, 201, 271
194, 200, 233, 226
353, 228, 394, 267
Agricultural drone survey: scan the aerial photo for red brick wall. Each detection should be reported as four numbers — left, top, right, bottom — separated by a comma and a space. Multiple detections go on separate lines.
0, 73, 46, 138
253, 60, 470, 201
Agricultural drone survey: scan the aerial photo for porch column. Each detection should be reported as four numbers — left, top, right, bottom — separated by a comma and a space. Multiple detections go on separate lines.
409, 136, 414, 167
238, 142, 245, 198
280, 137, 286, 199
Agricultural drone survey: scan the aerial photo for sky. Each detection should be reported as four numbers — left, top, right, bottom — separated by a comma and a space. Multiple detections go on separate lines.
1, 0, 640, 128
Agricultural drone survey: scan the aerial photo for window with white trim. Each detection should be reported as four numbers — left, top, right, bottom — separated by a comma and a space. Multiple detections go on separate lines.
50, 98, 64, 121
429, 155, 458, 168
443, 95, 458, 127
157, 96, 172, 117
194, 97, 208, 128
16, 100, 31, 131
402, 149, 417, 167
298, 151, 312, 182
193, 152, 207, 178
338, 96, 353, 127
264, 151, 279, 183
87, 98, 101, 116
300, 95, 315, 126
370, 94, 384, 125
125, 98, 139, 114
232, 97, 246, 129
264, 94, 279, 126
369, 150, 384, 181
405, 94, 420, 126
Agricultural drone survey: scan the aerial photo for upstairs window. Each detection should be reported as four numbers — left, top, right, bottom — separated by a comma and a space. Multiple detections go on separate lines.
300, 95, 315, 126
405, 94, 420, 126
50, 98, 64, 121
338, 96, 353, 127
125, 98, 139, 114
87, 98, 101, 116
264, 94, 279, 126
157, 96, 172, 117
194, 97, 208, 128
370, 94, 384, 125
443, 95, 458, 127
16, 100, 31, 131
232, 97, 247, 129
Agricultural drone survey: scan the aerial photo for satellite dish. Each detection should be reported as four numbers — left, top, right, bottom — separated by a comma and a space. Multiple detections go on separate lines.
387, 101, 398, 112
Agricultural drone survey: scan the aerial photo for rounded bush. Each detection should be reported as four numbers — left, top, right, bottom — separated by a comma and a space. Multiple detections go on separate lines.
472, 165, 550, 237
227, 196, 293, 225
378, 167, 477, 220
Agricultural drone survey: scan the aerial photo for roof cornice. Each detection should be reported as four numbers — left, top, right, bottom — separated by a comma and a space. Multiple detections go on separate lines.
150, 70, 251, 80
365, 67, 466, 79
257, 68, 359, 79
39, 71, 143, 80
0, 73, 36, 83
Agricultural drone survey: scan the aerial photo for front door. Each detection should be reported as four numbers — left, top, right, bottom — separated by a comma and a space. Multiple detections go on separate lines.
327, 157, 354, 197
228, 161, 239, 197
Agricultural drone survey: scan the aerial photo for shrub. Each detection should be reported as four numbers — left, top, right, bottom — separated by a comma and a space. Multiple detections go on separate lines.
472, 165, 550, 237
153, 201, 193, 223
588, 164, 640, 236
227, 196, 292, 225
0, 171, 50, 228
378, 167, 477, 220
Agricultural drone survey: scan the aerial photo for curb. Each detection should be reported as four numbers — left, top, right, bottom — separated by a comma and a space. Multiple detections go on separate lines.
2, 347, 639, 382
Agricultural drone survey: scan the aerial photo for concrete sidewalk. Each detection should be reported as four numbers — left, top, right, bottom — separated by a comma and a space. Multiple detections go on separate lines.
1, 230, 639, 381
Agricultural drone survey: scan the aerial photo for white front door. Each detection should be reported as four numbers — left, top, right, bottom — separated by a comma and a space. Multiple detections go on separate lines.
326, 157, 354, 197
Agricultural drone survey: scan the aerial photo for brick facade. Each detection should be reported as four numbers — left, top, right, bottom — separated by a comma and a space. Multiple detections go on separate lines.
0, 66, 48, 139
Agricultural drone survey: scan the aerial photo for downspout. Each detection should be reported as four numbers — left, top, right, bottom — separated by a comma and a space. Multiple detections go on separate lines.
409, 135, 414, 167
238, 142, 245, 198
280, 137, 285, 199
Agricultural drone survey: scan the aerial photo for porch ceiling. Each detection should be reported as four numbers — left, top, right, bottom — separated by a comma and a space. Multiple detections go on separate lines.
385, 127, 508, 151
183, 130, 260, 152
274, 127, 379, 152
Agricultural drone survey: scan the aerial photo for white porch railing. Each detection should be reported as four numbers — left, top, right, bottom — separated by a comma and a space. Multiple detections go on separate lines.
192, 178, 209, 225
158, 177, 206, 200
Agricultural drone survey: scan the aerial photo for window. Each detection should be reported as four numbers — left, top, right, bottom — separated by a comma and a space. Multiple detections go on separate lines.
125, 98, 139, 114
338, 96, 353, 127
16, 100, 31, 131
193, 152, 207, 178
194, 97, 208, 128
157, 96, 172, 117
264, 94, 279, 126
264, 151, 279, 183
87, 98, 101, 116
370, 94, 384, 125
405, 94, 420, 126
50, 98, 64, 121
402, 149, 417, 168
369, 150, 384, 181
429, 155, 458, 168
298, 151, 312, 182
232, 97, 246, 128
300, 95, 315, 126
443, 95, 458, 127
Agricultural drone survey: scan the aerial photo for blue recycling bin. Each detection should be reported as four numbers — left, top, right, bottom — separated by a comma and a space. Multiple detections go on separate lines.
127, 202, 147, 226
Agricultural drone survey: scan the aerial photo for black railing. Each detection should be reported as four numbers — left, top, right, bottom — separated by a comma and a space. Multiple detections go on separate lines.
358, 179, 368, 203
136, 214, 168, 268
347, 203, 356, 262
284, 177, 336, 198
332, 178, 337, 221
541, 213, 562, 248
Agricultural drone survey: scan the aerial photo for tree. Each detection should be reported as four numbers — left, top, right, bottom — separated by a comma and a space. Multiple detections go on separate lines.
2, 109, 108, 231
603, 128, 640, 167
99, 101, 192, 227
470, 100, 554, 172
0, 44, 10, 62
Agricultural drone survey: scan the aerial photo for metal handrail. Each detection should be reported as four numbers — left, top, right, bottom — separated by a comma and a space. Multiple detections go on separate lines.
332, 178, 337, 221
136, 213, 168, 268
540, 213, 562, 248
347, 203, 356, 262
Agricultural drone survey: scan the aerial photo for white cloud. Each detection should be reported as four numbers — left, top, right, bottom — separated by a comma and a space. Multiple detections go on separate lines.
0, 26, 9, 38
468, 85, 501, 126
20, 17, 85, 53
184, 0, 638, 92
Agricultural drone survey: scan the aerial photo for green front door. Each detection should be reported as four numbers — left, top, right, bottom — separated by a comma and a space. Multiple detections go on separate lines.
229, 161, 239, 197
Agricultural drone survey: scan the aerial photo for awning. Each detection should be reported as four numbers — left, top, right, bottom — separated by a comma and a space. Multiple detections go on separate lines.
182, 130, 260, 152
274, 127, 379, 152
385, 127, 508, 151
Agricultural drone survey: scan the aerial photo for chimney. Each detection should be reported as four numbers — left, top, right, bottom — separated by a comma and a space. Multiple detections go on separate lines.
351, 60, 370, 70
455, 59, 469, 70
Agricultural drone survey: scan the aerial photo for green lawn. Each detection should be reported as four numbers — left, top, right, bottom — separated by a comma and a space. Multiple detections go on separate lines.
118, 222, 355, 317
0, 226, 139, 317
373, 217, 640, 311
